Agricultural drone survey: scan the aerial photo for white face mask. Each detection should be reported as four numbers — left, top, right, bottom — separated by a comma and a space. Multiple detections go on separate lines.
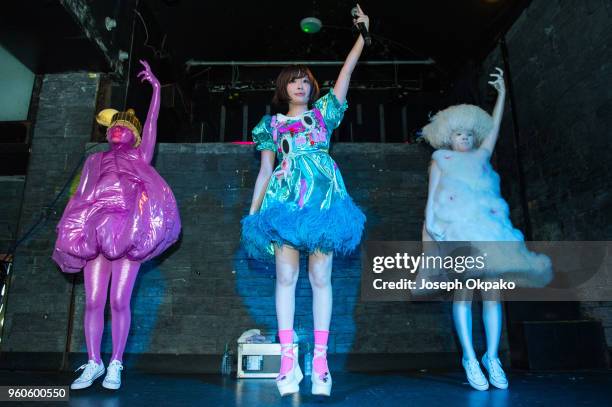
450, 130, 474, 152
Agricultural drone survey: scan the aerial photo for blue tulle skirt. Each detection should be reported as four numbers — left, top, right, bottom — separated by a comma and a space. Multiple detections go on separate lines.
241, 197, 366, 262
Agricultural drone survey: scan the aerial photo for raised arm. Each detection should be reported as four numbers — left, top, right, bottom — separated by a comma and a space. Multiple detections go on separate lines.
136, 60, 161, 164
479, 68, 506, 155
249, 150, 276, 215
333, 4, 369, 104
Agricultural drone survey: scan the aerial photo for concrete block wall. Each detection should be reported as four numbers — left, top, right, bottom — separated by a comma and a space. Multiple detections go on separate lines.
482, 0, 612, 345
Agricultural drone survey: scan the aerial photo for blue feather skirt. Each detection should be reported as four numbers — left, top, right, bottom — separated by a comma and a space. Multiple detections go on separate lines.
241, 197, 366, 262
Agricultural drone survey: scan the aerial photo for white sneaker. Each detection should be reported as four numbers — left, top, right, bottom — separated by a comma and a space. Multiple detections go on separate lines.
481, 354, 509, 389
311, 345, 332, 396
276, 345, 303, 396
462, 358, 489, 391
71, 360, 105, 390
102, 359, 123, 390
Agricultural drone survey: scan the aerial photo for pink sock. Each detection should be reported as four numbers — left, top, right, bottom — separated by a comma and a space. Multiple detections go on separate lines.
278, 329, 294, 376
314, 330, 329, 376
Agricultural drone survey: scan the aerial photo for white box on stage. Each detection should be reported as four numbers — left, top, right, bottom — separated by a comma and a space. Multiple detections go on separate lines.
236, 343, 299, 378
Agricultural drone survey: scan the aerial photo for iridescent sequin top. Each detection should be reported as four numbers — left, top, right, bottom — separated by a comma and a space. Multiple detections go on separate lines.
241, 90, 365, 261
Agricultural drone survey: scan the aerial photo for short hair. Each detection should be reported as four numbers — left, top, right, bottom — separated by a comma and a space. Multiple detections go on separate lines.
272, 65, 320, 108
422, 104, 494, 149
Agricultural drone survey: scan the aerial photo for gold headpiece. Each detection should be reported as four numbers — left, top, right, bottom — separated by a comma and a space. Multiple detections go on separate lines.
96, 108, 142, 147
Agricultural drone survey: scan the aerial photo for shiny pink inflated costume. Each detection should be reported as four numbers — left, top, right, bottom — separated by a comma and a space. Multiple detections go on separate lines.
52, 61, 180, 364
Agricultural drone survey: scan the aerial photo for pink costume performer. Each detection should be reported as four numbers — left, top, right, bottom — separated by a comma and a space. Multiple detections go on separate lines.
52, 61, 180, 390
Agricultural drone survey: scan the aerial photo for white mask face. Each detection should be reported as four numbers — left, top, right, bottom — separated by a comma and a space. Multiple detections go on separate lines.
450, 130, 474, 152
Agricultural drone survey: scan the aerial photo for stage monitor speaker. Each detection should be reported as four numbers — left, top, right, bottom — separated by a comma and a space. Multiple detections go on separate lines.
237, 343, 299, 379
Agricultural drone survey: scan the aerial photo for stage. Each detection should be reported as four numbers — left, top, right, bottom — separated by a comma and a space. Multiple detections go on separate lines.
1, 0, 611, 405
2, 369, 611, 406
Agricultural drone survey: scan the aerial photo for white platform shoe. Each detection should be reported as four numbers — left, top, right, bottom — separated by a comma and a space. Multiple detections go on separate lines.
276, 345, 303, 396
311, 345, 332, 396
71, 360, 105, 390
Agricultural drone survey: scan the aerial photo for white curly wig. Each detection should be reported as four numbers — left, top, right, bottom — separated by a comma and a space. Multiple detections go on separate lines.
422, 104, 494, 149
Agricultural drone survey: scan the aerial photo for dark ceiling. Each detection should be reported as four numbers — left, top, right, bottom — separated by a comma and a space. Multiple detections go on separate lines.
0, 0, 533, 165
1, 0, 531, 80
141, 0, 531, 74
2, 0, 105, 74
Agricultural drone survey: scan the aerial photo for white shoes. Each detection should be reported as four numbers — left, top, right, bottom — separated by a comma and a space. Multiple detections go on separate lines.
275, 344, 333, 397
71, 360, 105, 390
481, 354, 509, 389
102, 359, 124, 390
311, 345, 332, 396
462, 358, 489, 391
70, 359, 124, 390
276, 345, 303, 396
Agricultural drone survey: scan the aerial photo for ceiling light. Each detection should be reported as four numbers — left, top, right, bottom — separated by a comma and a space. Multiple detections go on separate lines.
300, 17, 322, 34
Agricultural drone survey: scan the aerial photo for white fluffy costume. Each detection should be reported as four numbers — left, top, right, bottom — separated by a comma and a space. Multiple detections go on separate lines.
422, 105, 552, 288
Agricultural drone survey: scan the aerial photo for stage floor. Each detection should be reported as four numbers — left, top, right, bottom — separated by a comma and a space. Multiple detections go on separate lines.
1, 370, 611, 406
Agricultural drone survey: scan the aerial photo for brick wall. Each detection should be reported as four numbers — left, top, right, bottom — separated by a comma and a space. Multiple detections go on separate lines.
2, 137, 503, 367
68, 143, 491, 358
1, 69, 509, 370
482, 0, 612, 345
0, 176, 25, 255
1, 72, 99, 355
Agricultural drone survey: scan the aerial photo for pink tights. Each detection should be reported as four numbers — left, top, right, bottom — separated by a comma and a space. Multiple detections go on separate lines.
83, 254, 139, 363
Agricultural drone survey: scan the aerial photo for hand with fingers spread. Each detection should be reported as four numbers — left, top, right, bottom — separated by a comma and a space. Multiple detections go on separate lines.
352, 4, 370, 31
135, 59, 161, 163
488, 67, 505, 94
137, 59, 160, 89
